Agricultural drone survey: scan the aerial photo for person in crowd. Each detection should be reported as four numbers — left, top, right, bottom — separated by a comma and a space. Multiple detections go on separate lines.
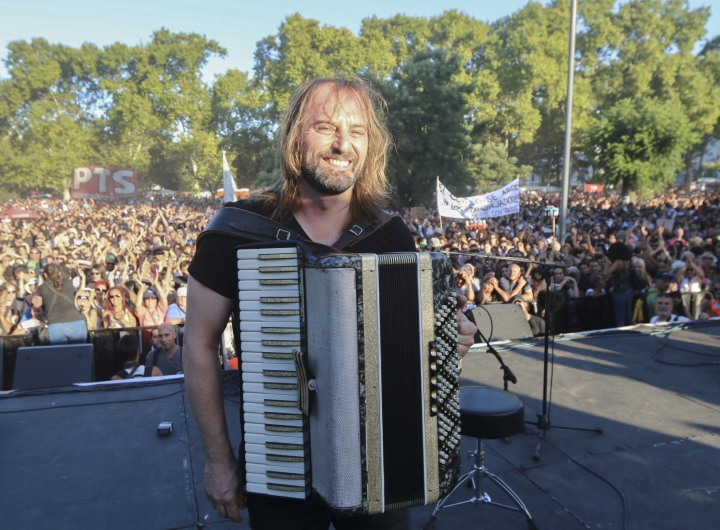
165, 285, 187, 325
111, 334, 162, 379
604, 242, 634, 327
75, 288, 99, 331
0, 283, 21, 335
675, 252, 704, 293
498, 262, 533, 302
32, 263, 87, 344
650, 293, 691, 324
454, 268, 476, 304
699, 278, 720, 319
549, 267, 580, 299
102, 286, 138, 329
511, 294, 545, 336
646, 271, 674, 318
145, 321, 182, 375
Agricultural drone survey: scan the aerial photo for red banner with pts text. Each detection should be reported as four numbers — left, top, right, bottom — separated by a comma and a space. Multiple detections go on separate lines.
71, 166, 139, 199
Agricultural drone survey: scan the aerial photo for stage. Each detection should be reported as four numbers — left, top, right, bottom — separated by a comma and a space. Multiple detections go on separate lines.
1, 321, 719, 529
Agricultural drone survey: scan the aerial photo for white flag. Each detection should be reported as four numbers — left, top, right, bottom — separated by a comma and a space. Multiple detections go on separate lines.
437, 179, 520, 220
222, 151, 237, 204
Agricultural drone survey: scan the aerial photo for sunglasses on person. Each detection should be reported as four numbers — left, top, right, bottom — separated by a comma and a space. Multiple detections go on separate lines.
109, 293, 122, 299
77, 295, 89, 300
95, 288, 107, 293
30, 250, 40, 255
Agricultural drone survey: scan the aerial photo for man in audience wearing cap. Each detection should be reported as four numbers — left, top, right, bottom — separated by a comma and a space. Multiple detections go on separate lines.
165, 286, 187, 325
510, 294, 546, 336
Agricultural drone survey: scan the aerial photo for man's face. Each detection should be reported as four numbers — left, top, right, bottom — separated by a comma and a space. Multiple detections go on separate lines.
554, 269, 565, 281
158, 325, 176, 349
589, 261, 600, 274
579, 264, 589, 275
177, 294, 187, 309
655, 297, 673, 318
301, 84, 368, 196
508, 264, 521, 281
151, 330, 162, 348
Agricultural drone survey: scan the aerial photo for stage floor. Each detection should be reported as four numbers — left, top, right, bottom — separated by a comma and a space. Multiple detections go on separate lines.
1, 321, 719, 529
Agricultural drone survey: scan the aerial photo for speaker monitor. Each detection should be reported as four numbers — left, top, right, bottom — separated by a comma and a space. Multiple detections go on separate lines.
13, 344, 94, 391
471, 304, 534, 342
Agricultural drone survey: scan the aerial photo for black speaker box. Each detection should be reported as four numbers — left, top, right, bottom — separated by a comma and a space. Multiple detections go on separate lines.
471, 304, 534, 342
13, 344, 94, 391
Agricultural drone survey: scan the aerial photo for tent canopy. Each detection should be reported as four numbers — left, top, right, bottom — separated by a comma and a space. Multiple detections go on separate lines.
1, 207, 41, 219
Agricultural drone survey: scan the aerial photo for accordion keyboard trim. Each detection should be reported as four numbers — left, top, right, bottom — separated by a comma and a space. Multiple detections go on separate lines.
235, 245, 461, 514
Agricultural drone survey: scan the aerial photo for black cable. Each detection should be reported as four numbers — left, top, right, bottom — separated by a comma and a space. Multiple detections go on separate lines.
522, 425, 628, 530
0, 387, 186, 414
651, 333, 720, 367
471, 303, 494, 343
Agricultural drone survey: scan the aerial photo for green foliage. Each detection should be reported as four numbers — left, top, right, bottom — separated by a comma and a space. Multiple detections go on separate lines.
470, 143, 532, 192
587, 98, 697, 195
382, 49, 476, 206
1, 2, 719, 199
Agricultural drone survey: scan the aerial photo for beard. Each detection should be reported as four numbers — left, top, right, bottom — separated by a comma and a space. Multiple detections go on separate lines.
301, 151, 360, 196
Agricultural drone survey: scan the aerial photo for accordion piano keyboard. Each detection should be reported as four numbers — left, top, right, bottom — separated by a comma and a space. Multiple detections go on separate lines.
237, 247, 310, 499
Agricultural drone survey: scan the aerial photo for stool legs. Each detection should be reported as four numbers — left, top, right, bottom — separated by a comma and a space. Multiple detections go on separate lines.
428, 438, 537, 529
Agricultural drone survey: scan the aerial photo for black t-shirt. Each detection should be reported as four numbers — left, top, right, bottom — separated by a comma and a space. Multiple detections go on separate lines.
189, 199, 417, 299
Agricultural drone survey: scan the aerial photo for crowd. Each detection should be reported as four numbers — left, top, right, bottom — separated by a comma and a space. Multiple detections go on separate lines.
2, 186, 720, 353
400, 187, 720, 332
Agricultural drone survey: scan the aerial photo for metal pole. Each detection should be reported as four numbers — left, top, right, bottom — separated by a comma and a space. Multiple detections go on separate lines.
436, 177, 444, 235
559, 0, 578, 246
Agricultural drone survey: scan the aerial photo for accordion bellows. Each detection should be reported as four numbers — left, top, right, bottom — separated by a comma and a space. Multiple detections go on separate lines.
237, 242, 461, 515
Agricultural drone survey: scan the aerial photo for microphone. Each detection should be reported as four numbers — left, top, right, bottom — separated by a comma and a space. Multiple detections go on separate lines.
502, 365, 518, 385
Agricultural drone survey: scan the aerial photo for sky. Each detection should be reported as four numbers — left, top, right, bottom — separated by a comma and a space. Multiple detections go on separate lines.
1, 0, 718, 81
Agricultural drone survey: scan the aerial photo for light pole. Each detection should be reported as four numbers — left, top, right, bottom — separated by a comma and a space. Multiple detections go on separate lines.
559, 0, 578, 246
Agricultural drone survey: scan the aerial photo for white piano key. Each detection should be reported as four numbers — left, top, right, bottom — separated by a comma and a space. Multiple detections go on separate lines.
242, 392, 302, 408
239, 300, 300, 312
239, 322, 303, 334
237, 247, 298, 258
239, 280, 298, 291
243, 382, 297, 395
244, 402, 304, 416
239, 279, 300, 289
243, 422, 305, 439
238, 269, 299, 280
240, 331, 304, 343
246, 462, 307, 477
245, 443, 307, 458
240, 342, 300, 355
238, 290, 300, 301
240, 310, 301, 322
245, 483, 306, 499
246, 472, 308, 487
244, 412, 304, 428
241, 352, 299, 365
241, 361, 297, 372
242, 372, 298, 385
245, 452, 306, 468
245, 433, 308, 447
237, 257, 299, 270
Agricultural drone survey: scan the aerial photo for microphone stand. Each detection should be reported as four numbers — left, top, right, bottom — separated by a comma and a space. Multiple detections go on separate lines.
475, 327, 517, 391
531, 267, 603, 461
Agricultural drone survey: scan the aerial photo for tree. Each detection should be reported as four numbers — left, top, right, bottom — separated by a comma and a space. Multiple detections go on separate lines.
382, 49, 476, 206
587, 98, 697, 195
470, 142, 532, 192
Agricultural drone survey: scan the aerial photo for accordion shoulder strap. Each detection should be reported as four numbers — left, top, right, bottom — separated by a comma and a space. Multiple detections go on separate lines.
198, 205, 396, 250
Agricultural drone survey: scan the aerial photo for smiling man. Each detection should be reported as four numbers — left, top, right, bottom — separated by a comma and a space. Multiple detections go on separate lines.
183, 77, 477, 530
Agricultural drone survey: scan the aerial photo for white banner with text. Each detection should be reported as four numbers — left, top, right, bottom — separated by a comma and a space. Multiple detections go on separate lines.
436, 179, 520, 219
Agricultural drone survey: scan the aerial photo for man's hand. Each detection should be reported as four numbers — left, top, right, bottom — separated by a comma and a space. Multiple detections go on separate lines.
456, 295, 477, 359
204, 460, 246, 523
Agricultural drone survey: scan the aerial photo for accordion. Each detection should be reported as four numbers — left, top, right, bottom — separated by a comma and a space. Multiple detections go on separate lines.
235, 241, 461, 515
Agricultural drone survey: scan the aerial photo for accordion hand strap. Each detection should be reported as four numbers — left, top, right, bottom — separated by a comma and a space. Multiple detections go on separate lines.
198, 205, 396, 250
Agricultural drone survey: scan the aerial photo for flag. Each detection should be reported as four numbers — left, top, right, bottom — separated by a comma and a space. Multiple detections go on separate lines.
222, 151, 237, 204
437, 179, 520, 219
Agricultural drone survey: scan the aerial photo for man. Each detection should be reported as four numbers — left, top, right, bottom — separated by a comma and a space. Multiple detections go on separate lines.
510, 295, 545, 336
164, 286, 187, 325
498, 263, 533, 302
650, 293, 690, 324
112, 334, 162, 379
145, 322, 182, 375
183, 77, 476, 529
646, 271, 674, 318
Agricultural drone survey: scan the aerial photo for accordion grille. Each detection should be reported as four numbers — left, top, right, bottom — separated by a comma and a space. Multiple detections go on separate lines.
305, 267, 363, 510
378, 259, 426, 510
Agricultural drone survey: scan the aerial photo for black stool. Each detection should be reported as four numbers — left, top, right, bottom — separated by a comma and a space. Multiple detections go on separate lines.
427, 387, 537, 529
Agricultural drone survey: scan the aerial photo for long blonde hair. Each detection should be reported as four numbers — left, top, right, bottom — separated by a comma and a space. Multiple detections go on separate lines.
252, 76, 392, 224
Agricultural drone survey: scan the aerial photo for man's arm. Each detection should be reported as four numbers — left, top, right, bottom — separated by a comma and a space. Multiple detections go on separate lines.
183, 274, 245, 523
